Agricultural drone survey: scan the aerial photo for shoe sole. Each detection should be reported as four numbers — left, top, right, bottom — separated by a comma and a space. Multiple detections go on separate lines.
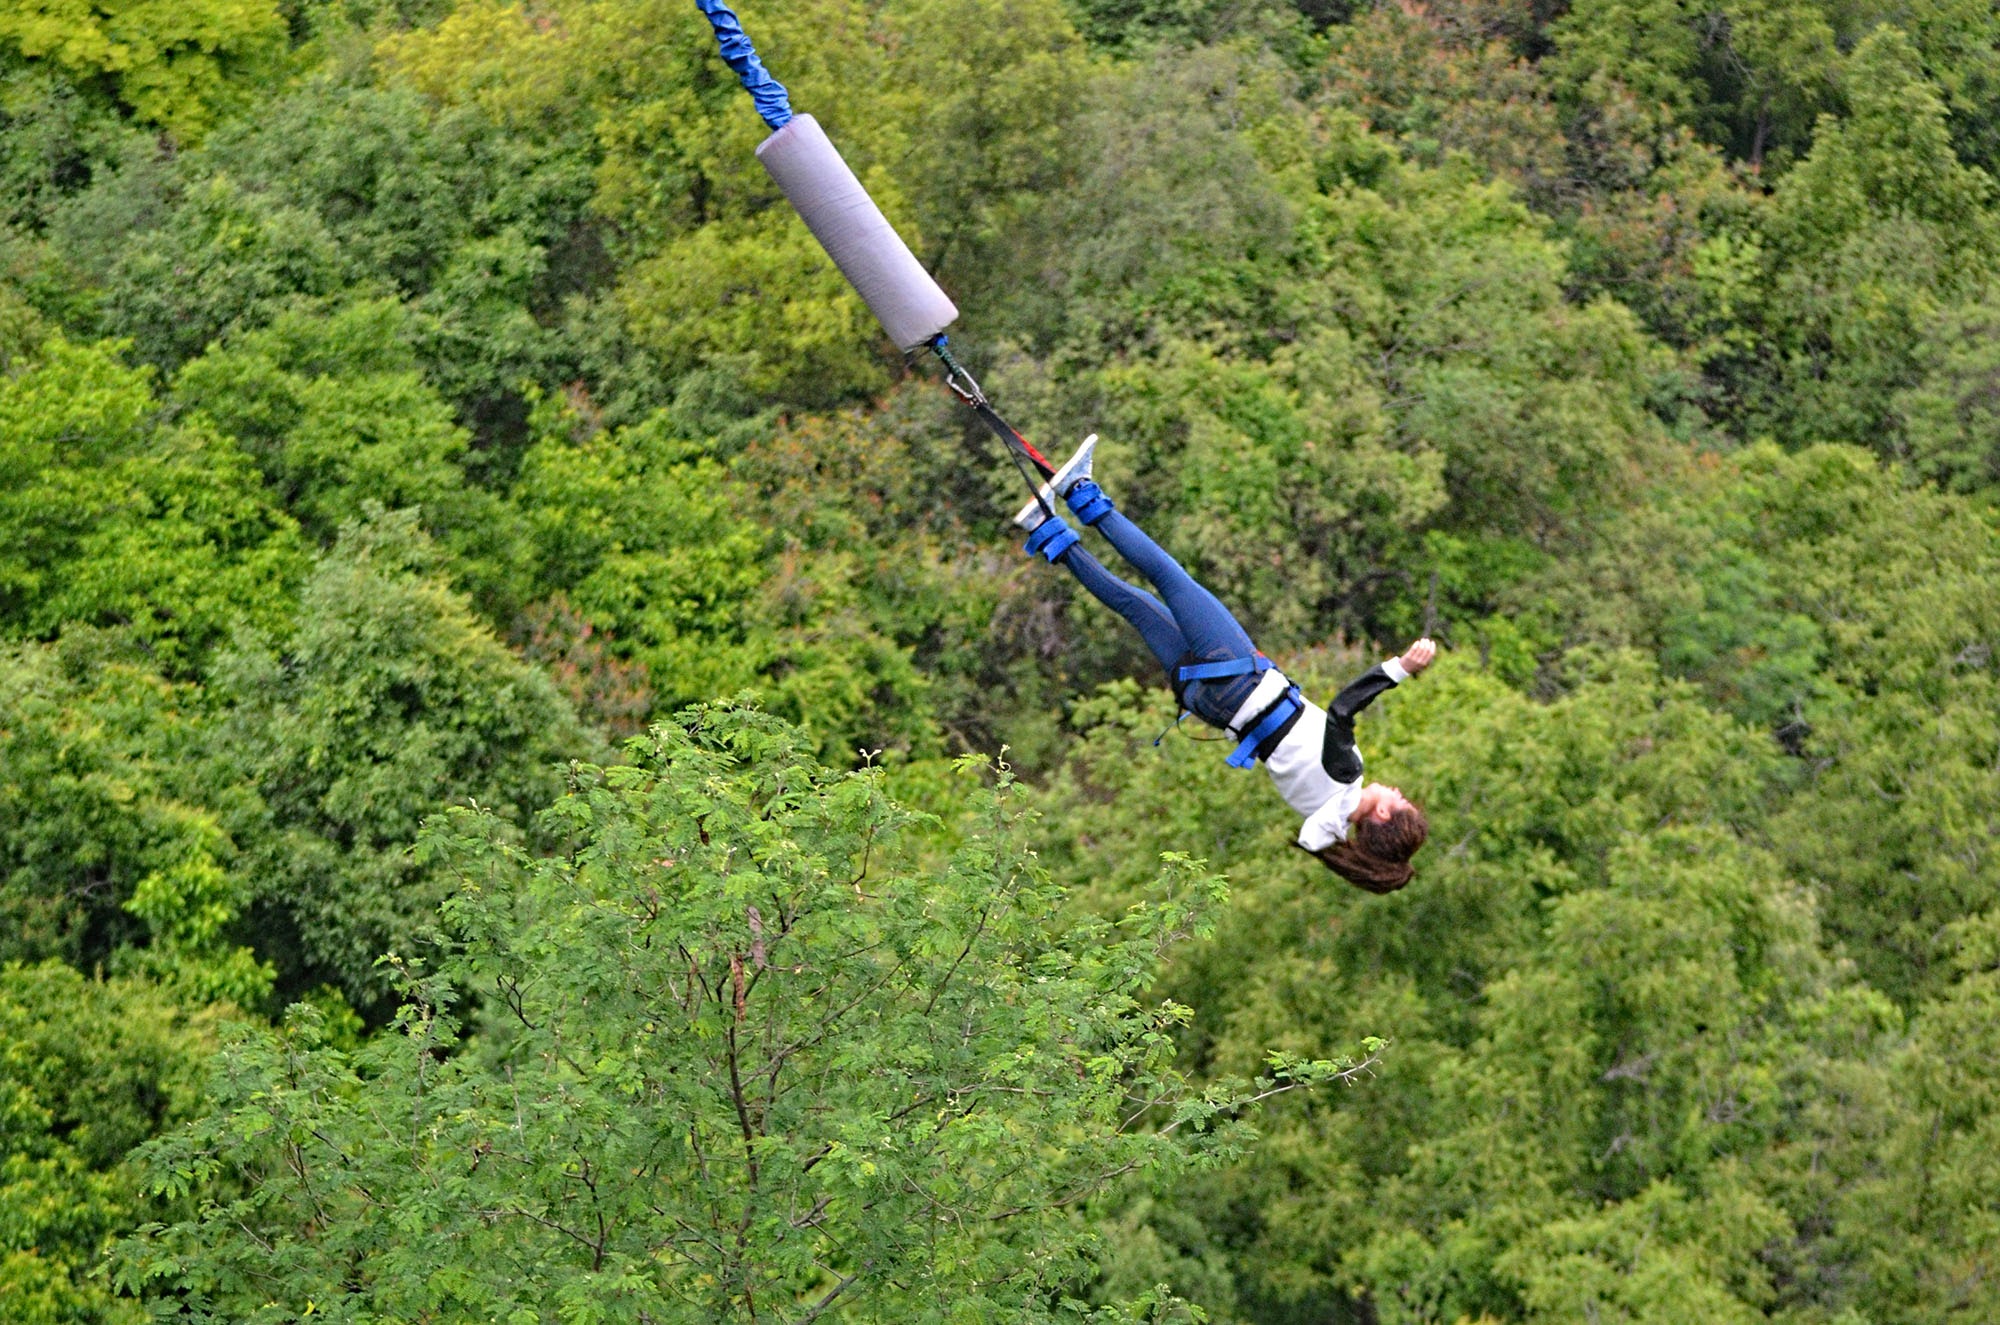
1012, 434, 1099, 530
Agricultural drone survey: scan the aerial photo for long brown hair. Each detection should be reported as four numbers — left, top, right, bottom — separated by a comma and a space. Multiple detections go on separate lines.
1316, 804, 1429, 893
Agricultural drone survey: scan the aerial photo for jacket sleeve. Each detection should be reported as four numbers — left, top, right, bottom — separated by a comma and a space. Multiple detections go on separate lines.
1320, 659, 1407, 783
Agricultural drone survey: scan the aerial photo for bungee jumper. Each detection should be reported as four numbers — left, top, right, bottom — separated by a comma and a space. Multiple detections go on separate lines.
695, 2, 1433, 890
1017, 439, 1434, 890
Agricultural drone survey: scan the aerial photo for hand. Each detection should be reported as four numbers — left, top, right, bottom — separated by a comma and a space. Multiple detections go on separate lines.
1400, 637, 1437, 675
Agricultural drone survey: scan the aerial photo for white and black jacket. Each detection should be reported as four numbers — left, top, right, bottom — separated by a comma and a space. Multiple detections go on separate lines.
1221, 657, 1410, 852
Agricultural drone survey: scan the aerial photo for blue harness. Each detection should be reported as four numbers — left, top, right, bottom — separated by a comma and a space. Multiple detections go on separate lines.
1173, 654, 1305, 769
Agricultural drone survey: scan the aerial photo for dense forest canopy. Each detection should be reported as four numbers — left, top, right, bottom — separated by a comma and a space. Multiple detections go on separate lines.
1, 0, 1998, 1321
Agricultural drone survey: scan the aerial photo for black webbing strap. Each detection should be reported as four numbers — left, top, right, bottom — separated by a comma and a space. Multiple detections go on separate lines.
977, 401, 1061, 524
929, 336, 1060, 521
968, 398, 1057, 480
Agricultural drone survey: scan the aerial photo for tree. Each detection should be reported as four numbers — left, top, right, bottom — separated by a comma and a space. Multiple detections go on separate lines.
1011, 43, 1300, 360
509, 410, 776, 709
0, 640, 273, 1008
512, 400, 980, 763
171, 298, 533, 617
0, 336, 306, 674
211, 507, 601, 1014
1511, 443, 2000, 1007
882, 0, 1090, 317
1061, 0, 1315, 57
1031, 653, 1851, 1323
1891, 288, 2000, 495
76, 173, 346, 371
1821, 911, 2000, 1323
120, 704, 1372, 1322
1315, 1, 1567, 202
0, 58, 148, 234
1548, 0, 1843, 171
44, 74, 594, 463
0, 961, 213, 1325
1888, 0, 2000, 174
382, 0, 922, 412
1727, 26, 2000, 450
1025, 103, 1674, 648
616, 209, 890, 409
190, 79, 600, 461
0, 0, 288, 144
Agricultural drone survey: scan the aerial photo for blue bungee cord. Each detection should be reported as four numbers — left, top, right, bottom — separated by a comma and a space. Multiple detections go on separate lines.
694, 0, 792, 130
691, 1, 1060, 498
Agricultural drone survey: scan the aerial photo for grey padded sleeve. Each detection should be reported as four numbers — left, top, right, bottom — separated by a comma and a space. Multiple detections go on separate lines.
755, 114, 959, 350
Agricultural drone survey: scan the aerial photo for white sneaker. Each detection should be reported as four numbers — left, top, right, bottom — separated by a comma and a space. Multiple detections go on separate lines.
1011, 434, 1098, 531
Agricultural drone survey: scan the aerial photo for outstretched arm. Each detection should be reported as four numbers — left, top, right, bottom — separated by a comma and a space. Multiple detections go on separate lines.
1330, 637, 1434, 718
1322, 638, 1435, 782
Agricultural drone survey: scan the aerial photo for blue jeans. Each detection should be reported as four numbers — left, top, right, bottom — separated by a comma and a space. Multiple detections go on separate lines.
1056, 506, 1261, 729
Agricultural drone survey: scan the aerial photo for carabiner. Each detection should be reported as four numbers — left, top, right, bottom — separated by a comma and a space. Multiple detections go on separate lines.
929, 335, 989, 408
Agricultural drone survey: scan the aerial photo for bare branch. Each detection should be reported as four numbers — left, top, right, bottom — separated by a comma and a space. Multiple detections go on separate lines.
792, 1265, 866, 1325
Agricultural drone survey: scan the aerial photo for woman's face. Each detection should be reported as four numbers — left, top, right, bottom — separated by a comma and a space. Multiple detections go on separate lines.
1362, 782, 1414, 820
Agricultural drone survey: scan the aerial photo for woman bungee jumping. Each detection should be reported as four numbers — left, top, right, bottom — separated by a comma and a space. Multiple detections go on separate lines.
687, 13, 1431, 889
1017, 435, 1434, 893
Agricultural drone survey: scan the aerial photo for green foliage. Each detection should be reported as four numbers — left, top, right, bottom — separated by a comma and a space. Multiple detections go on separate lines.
1713, 26, 2000, 448
1891, 286, 2000, 495
1007, 43, 1298, 358
0, 282, 46, 372
197, 83, 589, 306
1028, 107, 1672, 645
1316, 1, 1566, 195
0, 644, 222, 974
509, 595, 657, 738
510, 410, 777, 704
1495, 1177, 1790, 1324
887, 0, 1090, 298
81, 173, 347, 371
1317, 3, 1757, 360
40, 75, 597, 471
1825, 916, 2000, 1323
211, 507, 601, 1012
508, 395, 1023, 763
0, 0, 288, 143
1894, 0, 2000, 173
381, 0, 914, 411
0, 961, 212, 1325
0, 337, 306, 672
190, 80, 598, 455
0, 60, 148, 234
1549, 0, 1842, 170
745, 399, 1079, 750
2, 1, 1999, 1320
120, 706, 1370, 1321
1513, 443, 2000, 1008
171, 298, 531, 614
617, 208, 889, 409
1062, 0, 1319, 57
1034, 654, 1851, 1323
171, 301, 471, 540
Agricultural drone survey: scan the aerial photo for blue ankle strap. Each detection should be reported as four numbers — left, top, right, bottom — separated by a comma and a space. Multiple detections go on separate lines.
1024, 516, 1079, 563
1065, 481, 1114, 527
